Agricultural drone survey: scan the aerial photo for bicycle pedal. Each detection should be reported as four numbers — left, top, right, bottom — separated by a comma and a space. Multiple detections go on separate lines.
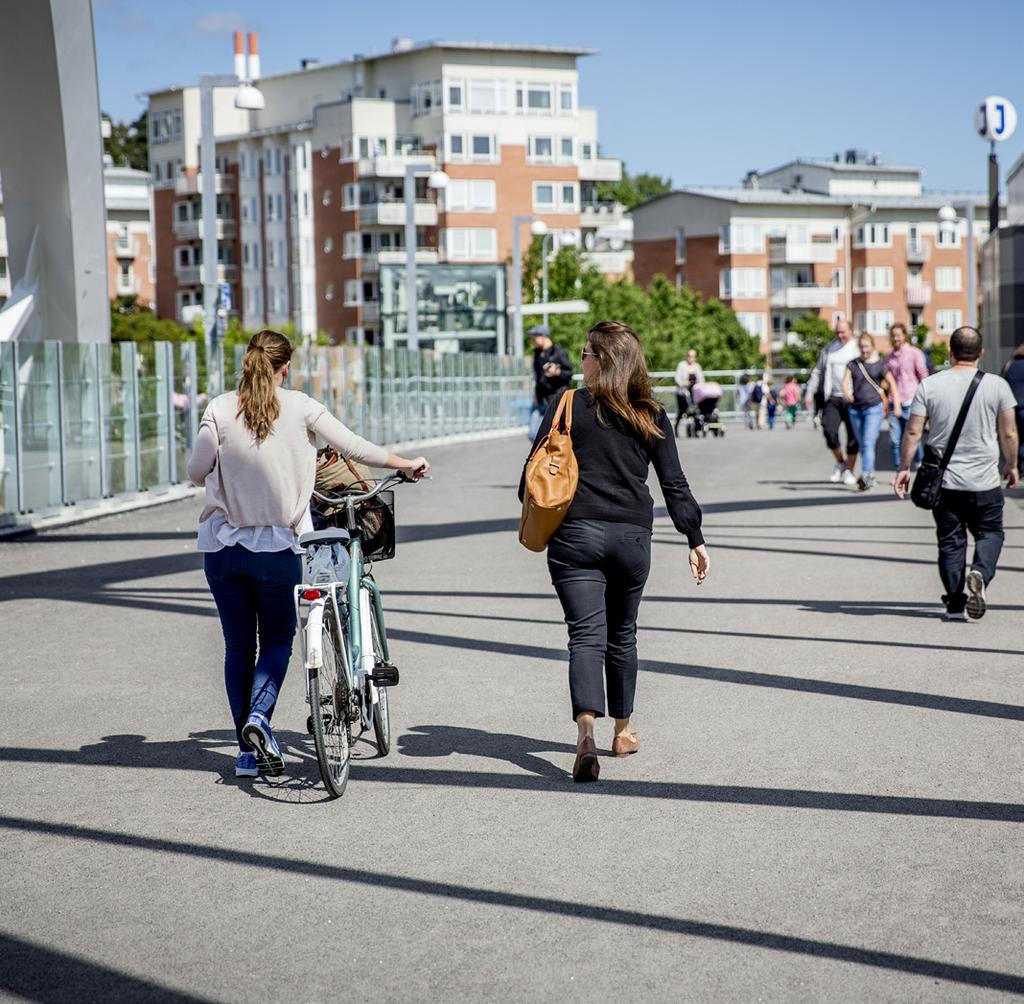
370, 662, 400, 687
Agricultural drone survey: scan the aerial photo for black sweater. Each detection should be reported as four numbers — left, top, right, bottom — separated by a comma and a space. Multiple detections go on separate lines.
519, 388, 704, 547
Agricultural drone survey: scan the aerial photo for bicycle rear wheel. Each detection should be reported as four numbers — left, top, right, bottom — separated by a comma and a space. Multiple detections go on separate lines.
369, 602, 391, 756
310, 605, 351, 798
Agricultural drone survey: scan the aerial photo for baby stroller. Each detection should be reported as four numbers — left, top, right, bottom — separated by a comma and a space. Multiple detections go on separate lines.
685, 382, 725, 438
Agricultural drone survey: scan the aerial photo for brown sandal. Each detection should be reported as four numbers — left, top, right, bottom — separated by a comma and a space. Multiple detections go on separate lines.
572, 736, 600, 783
611, 732, 640, 757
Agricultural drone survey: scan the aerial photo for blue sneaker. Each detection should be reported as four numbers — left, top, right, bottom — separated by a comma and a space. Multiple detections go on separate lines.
241, 712, 285, 776
235, 751, 258, 778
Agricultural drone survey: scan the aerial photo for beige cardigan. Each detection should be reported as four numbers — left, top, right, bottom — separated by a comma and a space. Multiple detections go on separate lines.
186, 389, 388, 530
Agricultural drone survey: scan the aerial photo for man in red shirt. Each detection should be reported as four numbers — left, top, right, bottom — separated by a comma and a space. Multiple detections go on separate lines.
886, 323, 929, 475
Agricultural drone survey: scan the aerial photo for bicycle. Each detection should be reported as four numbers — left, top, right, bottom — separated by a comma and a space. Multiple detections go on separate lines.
295, 472, 420, 798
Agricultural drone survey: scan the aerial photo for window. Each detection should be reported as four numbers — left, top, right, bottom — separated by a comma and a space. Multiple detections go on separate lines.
344, 280, 361, 306
448, 134, 465, 160
854, 310, 895, 335
558, 84, 575, 113
936, 309, 963, 334
344, 232, 360, 257
719, 223, 764, 254
720, 268, 766, 299
303, 192, 310, 217
176, 203, 189, 223
529, 136, 553, 162
526, 83, 552, 110
445, 179, 497, 213
832, 268, 844, 289
243, 243, 250, 266
266, 243, 276, 268
266, 194, 274, 220
469, 79, 505, 113
736, 312, 767, 339
853, 266, 893, 292
343, 184, 358, 208
447, 81, 463, 109
533, 182, 555, 212
560, 137, 574, 162
443, 228, 498, 260
252, 244, 260, 269
675, 228, 686, 264
470, 135, 496, 161
937, 226, 960, 247
118, 261, 133, 290
249, 196, 259, 222
274, 148, 282, 175
854, 222, 891, 247
276, 194, 283, 221
580, 142, 593, 160
559, 182, 579, 211
935, 266, 962, 291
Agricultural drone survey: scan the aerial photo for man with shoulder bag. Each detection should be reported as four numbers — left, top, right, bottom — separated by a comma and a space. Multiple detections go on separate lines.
894, 327, 1019, 621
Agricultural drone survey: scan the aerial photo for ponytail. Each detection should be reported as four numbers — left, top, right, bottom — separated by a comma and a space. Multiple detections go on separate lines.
236, 329, 293, 442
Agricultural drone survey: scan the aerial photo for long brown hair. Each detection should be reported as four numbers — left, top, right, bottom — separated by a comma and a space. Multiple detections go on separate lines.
236, 329, 293, 442
584, 320, 663, 440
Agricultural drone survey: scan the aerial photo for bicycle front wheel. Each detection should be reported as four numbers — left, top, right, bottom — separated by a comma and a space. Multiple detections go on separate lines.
369, 601, 391, 757
310, 606, 351, 798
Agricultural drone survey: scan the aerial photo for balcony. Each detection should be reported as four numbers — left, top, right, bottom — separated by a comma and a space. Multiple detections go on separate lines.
583, 250, 632, 275
173, 218, 238, 241
770, 284, 838, 309
174, 172, 236, 196
362, 301, 380, 322
357, 153, 436, 178
906, 241, 930, 263
175, 263, 239, 286
581, 200, 627, 228
578, 158, 622, 182
114, 239, 138, 258
359, 199, 438, 226
768, 238, 837, 264
906, 282, 932, 306
361, 248, 440, 273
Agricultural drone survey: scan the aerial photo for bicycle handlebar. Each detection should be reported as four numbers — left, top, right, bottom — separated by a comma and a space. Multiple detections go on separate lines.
312, 470, 425, 507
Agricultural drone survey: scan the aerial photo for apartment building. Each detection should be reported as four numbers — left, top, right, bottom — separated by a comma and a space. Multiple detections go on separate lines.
146, 36, 630, 348
0, 162, 153, 310
981, 153, 1024, 373
631, 151, 989, 355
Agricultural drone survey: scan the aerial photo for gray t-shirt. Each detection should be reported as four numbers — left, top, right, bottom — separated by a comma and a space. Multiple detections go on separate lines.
910, 369, 1016, 491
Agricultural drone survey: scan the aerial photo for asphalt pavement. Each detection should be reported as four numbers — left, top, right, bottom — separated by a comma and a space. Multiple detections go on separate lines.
1, 421, 1022, 1003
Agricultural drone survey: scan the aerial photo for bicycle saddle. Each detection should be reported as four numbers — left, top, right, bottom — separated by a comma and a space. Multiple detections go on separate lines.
299, 529, 352, 548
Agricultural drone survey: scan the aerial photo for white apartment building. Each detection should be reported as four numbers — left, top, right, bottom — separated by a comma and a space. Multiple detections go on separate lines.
146, 36, 630, 345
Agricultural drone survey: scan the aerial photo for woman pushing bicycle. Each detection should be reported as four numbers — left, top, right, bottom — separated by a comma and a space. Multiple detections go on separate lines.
186, 330, 428, 779
520, 321, 709, 783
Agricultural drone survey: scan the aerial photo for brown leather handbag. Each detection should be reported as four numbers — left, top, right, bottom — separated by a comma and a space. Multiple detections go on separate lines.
518, 390, 578, 552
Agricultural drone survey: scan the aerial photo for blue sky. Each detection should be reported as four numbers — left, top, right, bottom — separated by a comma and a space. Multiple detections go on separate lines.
94, 0, 1024, 193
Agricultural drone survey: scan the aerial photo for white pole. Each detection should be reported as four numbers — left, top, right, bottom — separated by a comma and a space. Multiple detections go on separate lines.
404, 163, 418, 351
541, 232, 551, 311
511, 221, 523, 357
199, 76, 218, 395
966, 201, 976, 329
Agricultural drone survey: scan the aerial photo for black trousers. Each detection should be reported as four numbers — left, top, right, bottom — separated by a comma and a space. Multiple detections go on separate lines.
674, 391, 690, 432
821, 396, 859, 455
547, 519, 652, 721
933, 487, 1005, 610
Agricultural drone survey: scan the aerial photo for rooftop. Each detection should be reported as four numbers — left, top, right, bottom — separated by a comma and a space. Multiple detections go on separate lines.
757, 155, 922, 176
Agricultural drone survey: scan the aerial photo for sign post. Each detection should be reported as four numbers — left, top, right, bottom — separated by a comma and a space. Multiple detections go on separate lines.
975, 96, 1018, 233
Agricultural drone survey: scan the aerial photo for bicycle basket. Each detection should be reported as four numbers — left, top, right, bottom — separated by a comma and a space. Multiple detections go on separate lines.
312, 490, 396, 562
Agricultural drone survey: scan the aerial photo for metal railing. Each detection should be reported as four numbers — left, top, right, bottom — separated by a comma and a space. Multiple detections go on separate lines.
0, 341, 532, 524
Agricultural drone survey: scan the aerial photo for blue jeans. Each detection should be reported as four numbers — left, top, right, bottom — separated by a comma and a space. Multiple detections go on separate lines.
204, 545, 302, 748
889, 404, 923, 469
848, 403, 885, 475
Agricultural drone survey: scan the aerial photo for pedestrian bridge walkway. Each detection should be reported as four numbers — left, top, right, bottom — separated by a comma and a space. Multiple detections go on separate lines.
1, 426, 1022, 1001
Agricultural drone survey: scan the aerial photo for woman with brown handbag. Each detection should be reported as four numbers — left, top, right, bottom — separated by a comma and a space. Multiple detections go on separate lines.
519, 321, 710, 783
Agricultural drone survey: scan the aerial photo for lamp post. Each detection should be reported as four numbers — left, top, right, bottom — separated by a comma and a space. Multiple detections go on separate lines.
199, 70, 263, 395
404, 163, 448, 352
511, 215, 548, 356
938, 203, 976, 328
540, 231, 558, 310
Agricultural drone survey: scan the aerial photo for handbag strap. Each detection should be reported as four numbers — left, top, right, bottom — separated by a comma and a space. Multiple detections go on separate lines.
938, 370, 984, 472
551, 389, 575, 434
856, 360, 887, 403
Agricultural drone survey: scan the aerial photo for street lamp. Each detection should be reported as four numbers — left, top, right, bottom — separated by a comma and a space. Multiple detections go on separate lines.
404, 165, 448, 352
938, 203, 976, 328
511, 215, 547, 356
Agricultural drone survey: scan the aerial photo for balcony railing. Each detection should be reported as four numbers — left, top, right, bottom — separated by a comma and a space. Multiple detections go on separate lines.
583, 250, 632, 275
768, 238, 838, 264
361, 248, 440, 272
770, 284, 838, 309
906, 282, 932, 306
578, 158, 622, 182
175, 264, 238, 286
357, 153, 437, 178
174, 172, 236, 196
173, 218, 238, 241
359, 199, 438, 227
906, 241, 931, 263
114, 239, 138, 258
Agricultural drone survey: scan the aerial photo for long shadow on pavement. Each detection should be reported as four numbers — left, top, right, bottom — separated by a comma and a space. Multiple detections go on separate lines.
1, 814, 1021, 995
0, 930, 214, 1004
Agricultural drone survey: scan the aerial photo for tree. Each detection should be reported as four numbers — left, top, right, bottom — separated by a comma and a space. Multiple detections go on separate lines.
596, 167, 672, 209
104, 110, 148, 171
776, 314, 834, 370
520, 244, 763, 372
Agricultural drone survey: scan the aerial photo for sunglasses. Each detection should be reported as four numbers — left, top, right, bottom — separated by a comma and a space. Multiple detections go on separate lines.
581, 348, 597, 360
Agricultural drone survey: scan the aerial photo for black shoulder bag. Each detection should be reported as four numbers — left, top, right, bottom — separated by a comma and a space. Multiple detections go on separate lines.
911, 371, 983, 510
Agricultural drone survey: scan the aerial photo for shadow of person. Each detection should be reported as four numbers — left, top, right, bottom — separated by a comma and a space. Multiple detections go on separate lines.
398, 725, 576, 778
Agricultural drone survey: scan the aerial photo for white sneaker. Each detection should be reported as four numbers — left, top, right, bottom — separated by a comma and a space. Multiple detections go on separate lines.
965, 569, 987, 621
842, 469, 858, 487
829, 463, 844, 483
